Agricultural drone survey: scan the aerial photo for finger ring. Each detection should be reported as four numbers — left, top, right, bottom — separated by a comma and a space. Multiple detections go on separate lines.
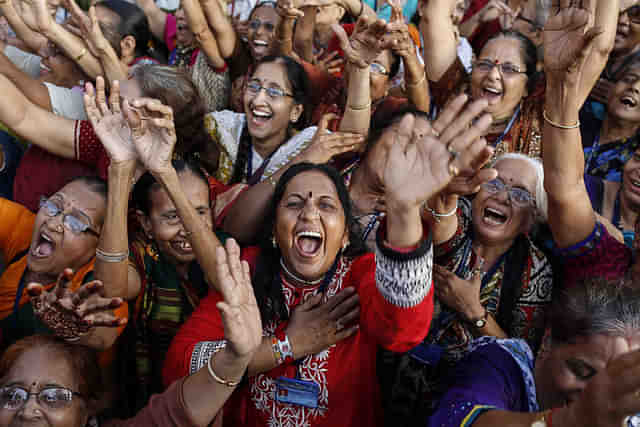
448, 161, 459, 177
447, 145, 459, 159
431, 128, 440, 138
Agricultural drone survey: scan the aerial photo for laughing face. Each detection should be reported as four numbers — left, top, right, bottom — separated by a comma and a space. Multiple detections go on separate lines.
614, 0, 640, 56
139, 170, 212, 267
471, 158, 537, 245
174, 8, 196, 47
244, 61, 303, 154
275, 170, 349, 282
622, 149, 640, 209
27, 181, 105, 277
470, 37, 529, 121
247, 5, 281, 61
607, 65, 640, 122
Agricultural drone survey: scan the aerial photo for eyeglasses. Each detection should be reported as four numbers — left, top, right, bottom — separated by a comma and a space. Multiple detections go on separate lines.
473, 59, 527, 76
38, 197, 100, 237
0, 386, 84, 411
246, 80, 293, 99
621, 5, 640, 24
248, 19, 275, 32
370, 62, 389, 75
481, 178, 535, 207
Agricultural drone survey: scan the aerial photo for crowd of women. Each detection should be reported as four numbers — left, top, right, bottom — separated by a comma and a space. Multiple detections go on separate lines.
1, 0, 640, 425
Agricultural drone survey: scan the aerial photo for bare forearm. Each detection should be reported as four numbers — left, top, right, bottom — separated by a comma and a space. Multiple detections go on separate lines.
0, 4, 47, 52
294, 7, 316, 62
276, 16, 296, 58
137, 0, 167, 41
0, 51, 51, 110
386, 203, 423, 247
339, 66, 371, 135
403, 54, 430, 112
247, 336, 278, 376
94, 162, 135, 299
424, 194, 458, 245
45, 25, 103, 79
201, 0, 236, 59
420, 0, 458, 81
156, 169, 223, 290
183, 0, 226, 68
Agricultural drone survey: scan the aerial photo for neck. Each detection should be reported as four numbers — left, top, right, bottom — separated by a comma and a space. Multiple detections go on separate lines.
620, 188, 639, 230
487, 114, 512, 135
251, 128, 289, 159
601, 114, 640, 143
280, 258, 323, 287
471, 236, 514, 268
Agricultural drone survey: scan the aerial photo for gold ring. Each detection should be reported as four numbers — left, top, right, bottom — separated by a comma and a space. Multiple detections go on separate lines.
448, 162, 459, 177
431, 128, 440, 138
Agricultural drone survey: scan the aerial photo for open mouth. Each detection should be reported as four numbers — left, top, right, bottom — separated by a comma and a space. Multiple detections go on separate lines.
170, 240, 193, 254
482, 207, 508, 225
40, 63, 51, 73
249, 108, 273, 126
621, 95, 638, 108
482, 87, 503, 103
31, 231, 56, 259
294, 230, 323, 258
251, 39, 269, 54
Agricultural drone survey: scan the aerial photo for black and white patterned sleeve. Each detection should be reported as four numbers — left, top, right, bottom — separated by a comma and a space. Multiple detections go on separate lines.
189, 340, 228, 374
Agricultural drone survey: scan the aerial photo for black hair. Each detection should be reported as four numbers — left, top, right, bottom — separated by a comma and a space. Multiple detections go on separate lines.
230, 55, 311, 184
248, 1, 278, 21
132, 159, 208, 215
367, 106, 431, 154
96, 0, 167, 63
483, 30, 539, 92
252, 162, 365, 325
65, 175, 108, 200
388, 50, 402, 80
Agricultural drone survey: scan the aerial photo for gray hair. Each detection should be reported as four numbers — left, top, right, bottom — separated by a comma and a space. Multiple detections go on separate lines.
492, 153, 548, 222
551, 278, 640, 344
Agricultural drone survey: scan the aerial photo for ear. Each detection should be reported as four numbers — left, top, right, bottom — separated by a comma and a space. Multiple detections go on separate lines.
136, 209, 153, 239
290, 103, 304, 124
120, 35, 137, 59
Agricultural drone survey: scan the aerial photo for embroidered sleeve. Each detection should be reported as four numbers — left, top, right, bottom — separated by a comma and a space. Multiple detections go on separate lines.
189, 340, 227, 374
374, 232, 433, 308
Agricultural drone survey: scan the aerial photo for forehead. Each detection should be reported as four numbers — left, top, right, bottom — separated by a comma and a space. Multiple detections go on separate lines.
3, 347, 77, 390
149, 170, 209, 212
251, 61, 289, 89
555, 333, 640, 369
250, 5, 279, 22
54, 181, 106, 222
494, 158, 537, 191
479, 37, 525, 66
283, 171, 340, 198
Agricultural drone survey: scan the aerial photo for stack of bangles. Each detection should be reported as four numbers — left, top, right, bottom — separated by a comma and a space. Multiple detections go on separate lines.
95, 248, 129, 263
272, 333, 294, 365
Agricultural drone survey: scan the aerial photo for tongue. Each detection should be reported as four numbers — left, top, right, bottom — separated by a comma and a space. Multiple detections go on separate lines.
36, 241, 54, 257
299, 237, 321, 255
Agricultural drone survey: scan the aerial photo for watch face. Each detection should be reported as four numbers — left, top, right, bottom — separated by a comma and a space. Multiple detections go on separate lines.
475, 318, 487, 328
531, 420, 547, 427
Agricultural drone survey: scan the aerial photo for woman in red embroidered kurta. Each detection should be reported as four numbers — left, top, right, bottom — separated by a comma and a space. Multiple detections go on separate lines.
164, 109, 496, 427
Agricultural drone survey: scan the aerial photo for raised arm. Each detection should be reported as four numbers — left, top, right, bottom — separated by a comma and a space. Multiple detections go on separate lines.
182, 0, 226, 68
293, 5, 316, 62
199, 0, 237, 59
0, 0, 48, 53
0, 49, 52, 110
419, 0, 460, 82
128, 97, 224, 291
542, 0, 603, 248
135, 0, 167, 41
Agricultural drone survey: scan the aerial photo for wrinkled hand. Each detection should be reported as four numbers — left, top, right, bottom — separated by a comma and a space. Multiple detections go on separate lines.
32, 0, 55, 34
313, 49, 344, 75
28, 269, 126, 342
297, 113, 365, 164
445, 168, 498, 196
64, 2, 111, 57
434, 259, 485, 321
215, 239, 262, 358
126, 97, 177, 176
84, 77, 138, 164
332, 16, 391, 68
477, 0, 516, 24
543, 0, 601, 78
382, 94, 494, 211
276, 0, 304, 18
286, 287, 360, 358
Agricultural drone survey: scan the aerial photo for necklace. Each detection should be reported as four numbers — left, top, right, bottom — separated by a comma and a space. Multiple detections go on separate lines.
279, 258, 323, 286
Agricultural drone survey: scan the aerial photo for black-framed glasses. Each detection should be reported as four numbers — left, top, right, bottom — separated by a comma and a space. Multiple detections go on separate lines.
481, 178, 535, 207
621, 5, 640, 24
246, 80, 293, 99
38, 197, 100, 237
473, 59, 527, 76
248, 19, 276, 32
0, 386, 84, 411
370, 62, 389, 75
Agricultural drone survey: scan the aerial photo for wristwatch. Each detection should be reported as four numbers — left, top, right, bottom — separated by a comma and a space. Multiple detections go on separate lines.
531, 410, 551, 427
469, 308, 488, 329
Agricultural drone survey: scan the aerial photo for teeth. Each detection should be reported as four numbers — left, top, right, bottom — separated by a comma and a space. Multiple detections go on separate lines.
41, 233, 53, 242
632, 179, 640, 187
180, 241, 191, 249
40, 64, 51, 72
253, 40, 268, 46
252, 109, 271, 118
297, 231, 322, 239
485, 207, 505, 217
484, 87, 501, 95
622, 96, 637, 107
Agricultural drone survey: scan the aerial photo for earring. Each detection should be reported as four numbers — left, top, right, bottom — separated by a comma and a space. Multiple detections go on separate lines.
271, 236, 278, 248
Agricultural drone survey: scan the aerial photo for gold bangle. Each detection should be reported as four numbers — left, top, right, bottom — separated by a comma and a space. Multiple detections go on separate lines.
74, 47, 87, 62
406, 73, 426, 88
95, 248, 129, 263
346, 102, 371, 111
207, 347, 241, 387
542, 109, 580, 129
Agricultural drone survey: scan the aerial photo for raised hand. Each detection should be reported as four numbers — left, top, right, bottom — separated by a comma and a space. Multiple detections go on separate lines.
543, 0, 601, 77
27, 269, 126, 342
84, 77, 138, 164
478, 0, 517, 26
332, 15, 390, 68
385, 0, 416, 58
32, 0, 55, 35
276, 0, 305, 19
214, 239, 262, 359
66, 2, 112, 57
286, 287, 360, 358
382, 95, 494, 211
297, 113, 365, 164
313, 50, 345, 75
126, 97, 177, 176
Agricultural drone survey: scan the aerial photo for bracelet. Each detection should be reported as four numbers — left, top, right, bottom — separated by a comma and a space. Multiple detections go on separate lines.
272, 333, 294, 365
74, 47, 87, 62
95, 248, 129, 263
542, 109, 580, 129
207, 347, 240, 387
271, 336, 284, 365
406, 73, 426, 88
425, 205, 457, 223
346, 102, 371, 111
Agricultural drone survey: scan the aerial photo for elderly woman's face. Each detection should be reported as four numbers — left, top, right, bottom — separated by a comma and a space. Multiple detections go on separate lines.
140, 170, 212, 266
614, 0, 640, 55
607, 65, 640, 123
535, 333, 640, 409
471, 158, 537, 245
27, 180, 105, 277
275, 171, 348, 281
0, 347, 89, 427
470, 37, 529, 121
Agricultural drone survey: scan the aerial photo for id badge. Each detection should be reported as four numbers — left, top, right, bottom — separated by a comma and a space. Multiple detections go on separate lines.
275, 377, 320, 408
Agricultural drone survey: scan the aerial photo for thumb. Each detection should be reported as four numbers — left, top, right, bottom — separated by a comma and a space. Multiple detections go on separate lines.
301, 292, 324, 310
318, 113, 338, 134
